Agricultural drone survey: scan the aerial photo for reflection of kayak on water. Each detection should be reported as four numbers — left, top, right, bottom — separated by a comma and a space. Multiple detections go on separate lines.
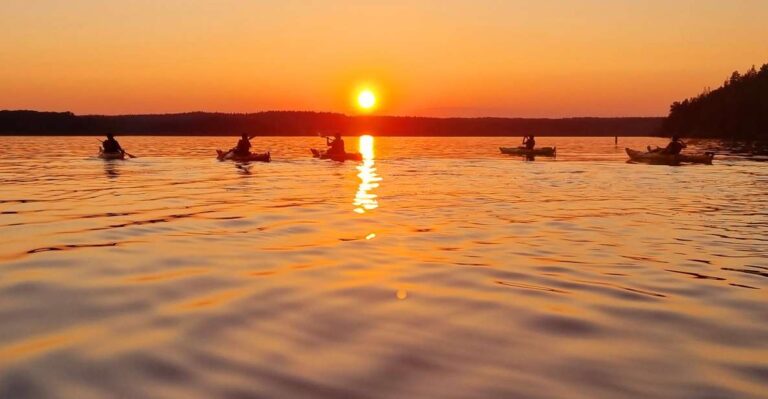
500, 146, 556, 156
625, 148, 714, 165
216, 150, 271, 162
310, 148, 363, 162
98, 149, 126, 160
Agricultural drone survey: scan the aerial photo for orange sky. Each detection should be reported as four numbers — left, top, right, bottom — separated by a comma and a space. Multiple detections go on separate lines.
1, 0, 767, 117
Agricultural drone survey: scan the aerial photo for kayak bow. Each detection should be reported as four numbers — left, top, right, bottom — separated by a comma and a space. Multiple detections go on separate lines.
216, 150, 271, 162
500, 146, 556, 156
310, 148, 363, 162
625, 148, 714, 165
98, 149, 126, 160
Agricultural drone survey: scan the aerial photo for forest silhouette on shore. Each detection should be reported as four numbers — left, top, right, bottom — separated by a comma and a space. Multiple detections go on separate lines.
663, 63, 768, 140
2, 62, 766, 139
0, 110, 661, 137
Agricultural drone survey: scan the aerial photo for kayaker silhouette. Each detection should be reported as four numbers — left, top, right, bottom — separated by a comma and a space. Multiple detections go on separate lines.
326, 132, 345, 156
664, 136, 687, 155
234, 134, 252, 156
102, 134, 123, 154
523, 135, 536, 150
648, 136, 687, 155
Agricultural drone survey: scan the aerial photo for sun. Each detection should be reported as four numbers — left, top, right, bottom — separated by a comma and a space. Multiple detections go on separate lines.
357, 90, 376, 110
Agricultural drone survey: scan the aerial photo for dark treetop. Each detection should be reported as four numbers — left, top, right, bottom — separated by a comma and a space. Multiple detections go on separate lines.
663, 63, 768, 140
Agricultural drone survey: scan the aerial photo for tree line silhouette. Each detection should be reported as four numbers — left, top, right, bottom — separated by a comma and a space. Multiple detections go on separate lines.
0, 110, 661, 136
663, 63, 768, 139
4, 62, 767, 138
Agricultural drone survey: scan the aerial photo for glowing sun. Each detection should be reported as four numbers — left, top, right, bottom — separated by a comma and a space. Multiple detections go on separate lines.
357, 90, 376, 110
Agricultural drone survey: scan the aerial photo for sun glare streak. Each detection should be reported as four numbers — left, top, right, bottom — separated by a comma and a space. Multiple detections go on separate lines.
354, 135, 380, 213
359, 135, 374, 160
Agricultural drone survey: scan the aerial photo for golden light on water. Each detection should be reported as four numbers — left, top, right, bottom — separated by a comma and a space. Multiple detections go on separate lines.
354, 135, 380, 214
359, 135, 374, 160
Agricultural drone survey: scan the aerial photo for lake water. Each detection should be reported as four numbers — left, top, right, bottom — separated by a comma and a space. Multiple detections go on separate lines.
1, 136, 766, 399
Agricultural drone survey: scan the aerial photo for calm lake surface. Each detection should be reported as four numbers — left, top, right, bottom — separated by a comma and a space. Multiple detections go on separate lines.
1, 136, 766, 399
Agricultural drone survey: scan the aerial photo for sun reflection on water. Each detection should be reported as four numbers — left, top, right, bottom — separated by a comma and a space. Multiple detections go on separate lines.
354, 135, 381, 214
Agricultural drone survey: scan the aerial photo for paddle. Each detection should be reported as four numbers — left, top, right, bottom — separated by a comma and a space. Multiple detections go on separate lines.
313, 132, 331, 157
317, 131, 331, 145
318, 131, 346, 155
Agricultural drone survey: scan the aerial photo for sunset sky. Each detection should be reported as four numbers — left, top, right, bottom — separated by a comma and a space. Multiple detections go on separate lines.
1, 0, 767, 117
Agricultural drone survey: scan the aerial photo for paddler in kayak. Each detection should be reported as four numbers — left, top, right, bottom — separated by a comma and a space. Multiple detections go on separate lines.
102, 134, 124, 155
648, 136, 687, 155
522, 135, 536, 150
326, 132, 345, 157
233, 134, 252, 156
663, 135, 686, 155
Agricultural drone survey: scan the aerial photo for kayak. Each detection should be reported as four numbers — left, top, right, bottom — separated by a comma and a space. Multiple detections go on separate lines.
625, 148, 714, 165
500, 146, 556, 156
98, 149, 125, 160
310, 148, 363, 162
216, 150, 271, 162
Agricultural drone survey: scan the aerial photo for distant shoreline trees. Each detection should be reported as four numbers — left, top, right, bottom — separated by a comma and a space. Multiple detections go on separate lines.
3, 64, 767, 139
663, 63, 768, 139
0, 110, 662, 137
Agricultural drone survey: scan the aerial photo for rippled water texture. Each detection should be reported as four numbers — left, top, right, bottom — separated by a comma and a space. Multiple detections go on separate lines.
1, 136, 766, 398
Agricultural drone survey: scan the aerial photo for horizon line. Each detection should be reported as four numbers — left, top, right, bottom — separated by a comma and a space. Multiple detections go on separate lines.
1, 109, 666, 120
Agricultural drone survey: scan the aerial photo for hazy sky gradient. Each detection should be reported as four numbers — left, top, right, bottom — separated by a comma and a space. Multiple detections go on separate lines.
1, 0, 767, 117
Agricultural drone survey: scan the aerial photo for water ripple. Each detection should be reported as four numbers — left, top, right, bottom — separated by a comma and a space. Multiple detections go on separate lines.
1, 136, 767, 399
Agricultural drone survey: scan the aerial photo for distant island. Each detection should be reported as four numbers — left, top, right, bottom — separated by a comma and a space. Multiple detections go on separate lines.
663, 62, 768, 140
0, 110, 662, 137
